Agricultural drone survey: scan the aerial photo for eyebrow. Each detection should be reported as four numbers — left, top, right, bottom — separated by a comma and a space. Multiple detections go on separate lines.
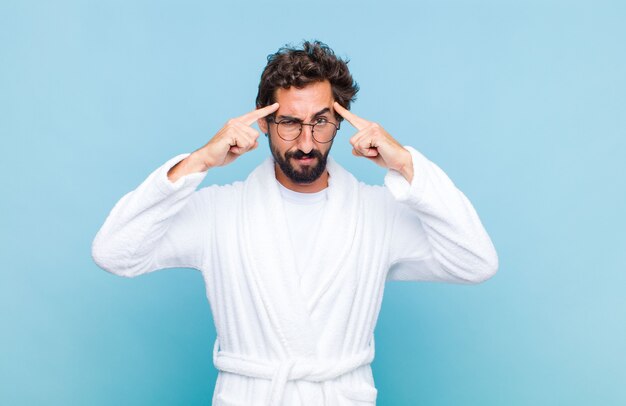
277, 107, 331, 121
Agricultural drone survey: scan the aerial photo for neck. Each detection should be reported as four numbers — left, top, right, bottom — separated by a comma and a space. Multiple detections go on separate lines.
274, 163, 329, 193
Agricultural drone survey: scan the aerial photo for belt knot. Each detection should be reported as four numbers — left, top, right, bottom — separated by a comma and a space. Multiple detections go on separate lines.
213, 336, 375, 405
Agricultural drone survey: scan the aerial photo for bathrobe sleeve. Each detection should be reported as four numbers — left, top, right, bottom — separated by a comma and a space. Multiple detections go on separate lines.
384, 146, 499, 284
91, 153, 210, 278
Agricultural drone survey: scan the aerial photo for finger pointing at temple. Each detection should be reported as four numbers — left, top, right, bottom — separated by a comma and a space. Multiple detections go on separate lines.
333, 102, 370, 131
238, 102, 280, 126
172, 102, 281, 176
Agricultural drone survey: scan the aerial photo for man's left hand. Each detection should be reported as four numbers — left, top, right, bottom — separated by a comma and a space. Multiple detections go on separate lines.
334, 102, 414, 183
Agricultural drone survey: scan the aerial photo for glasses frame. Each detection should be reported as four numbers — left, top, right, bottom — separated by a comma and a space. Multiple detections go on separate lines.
266, 116, 340, 144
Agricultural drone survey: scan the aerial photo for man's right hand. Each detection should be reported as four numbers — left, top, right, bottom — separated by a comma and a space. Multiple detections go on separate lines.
167, 103, 279, 182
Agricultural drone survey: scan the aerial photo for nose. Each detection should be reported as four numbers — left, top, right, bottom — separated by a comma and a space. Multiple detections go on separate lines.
296, 124, 315, 154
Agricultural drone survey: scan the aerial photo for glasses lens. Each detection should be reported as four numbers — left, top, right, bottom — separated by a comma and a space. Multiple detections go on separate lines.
277, 121, 301, 140
313, 122, 337, 143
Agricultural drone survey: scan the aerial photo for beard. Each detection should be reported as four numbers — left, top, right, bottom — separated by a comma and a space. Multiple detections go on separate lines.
269, 137, 331, 184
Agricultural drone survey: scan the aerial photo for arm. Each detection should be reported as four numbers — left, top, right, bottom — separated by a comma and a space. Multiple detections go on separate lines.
332, 102, 498, 283
385, 147, 499, 284
91, 153, 210, 278
92, 103, 280, 278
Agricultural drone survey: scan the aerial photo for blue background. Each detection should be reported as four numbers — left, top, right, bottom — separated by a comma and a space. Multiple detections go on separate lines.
1, 0, 625, 404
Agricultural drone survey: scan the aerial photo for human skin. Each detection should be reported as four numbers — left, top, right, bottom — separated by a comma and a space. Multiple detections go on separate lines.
257, 80, 336, 193
167, 80, 413, 188
166, 102, 278, 183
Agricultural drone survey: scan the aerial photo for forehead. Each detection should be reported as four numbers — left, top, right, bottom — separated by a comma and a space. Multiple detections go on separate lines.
274, 80, 334, 118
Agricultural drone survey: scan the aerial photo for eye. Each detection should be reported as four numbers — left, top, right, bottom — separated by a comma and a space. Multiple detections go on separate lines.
314, 117, 329, 124
280, 119, 298, 126
279, 120, 301, 131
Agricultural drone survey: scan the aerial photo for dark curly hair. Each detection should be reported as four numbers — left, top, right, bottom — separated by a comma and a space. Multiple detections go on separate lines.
256, 40, 359, 120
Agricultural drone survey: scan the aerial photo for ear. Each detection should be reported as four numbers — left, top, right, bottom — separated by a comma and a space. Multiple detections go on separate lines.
257, 118, 269, 134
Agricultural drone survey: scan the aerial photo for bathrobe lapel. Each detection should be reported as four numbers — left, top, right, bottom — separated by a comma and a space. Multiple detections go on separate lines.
240, 156, 360, 358
298, 157, 361, 312
240, 158, 316, 358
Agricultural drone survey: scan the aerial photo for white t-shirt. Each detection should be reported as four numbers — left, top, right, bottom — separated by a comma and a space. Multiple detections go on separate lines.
276, 181, 328, 279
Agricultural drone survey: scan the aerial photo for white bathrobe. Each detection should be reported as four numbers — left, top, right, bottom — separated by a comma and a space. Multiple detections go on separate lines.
92, 146, 498, 405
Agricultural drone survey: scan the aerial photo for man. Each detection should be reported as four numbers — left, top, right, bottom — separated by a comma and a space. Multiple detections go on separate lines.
92, 40, 498, 406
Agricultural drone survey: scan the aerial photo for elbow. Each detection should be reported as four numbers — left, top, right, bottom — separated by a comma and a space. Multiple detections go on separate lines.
437, 242, 499, 284
91, 236, 147, 279
469, 248, 499, 284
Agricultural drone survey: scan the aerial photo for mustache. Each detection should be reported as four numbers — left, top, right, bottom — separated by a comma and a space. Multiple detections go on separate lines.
285, 149, 323, 160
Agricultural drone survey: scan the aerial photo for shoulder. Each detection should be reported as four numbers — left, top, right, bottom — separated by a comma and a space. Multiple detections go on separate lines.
357, 181, 398, 212
333, 160, 397, 207
193, 180, 245, 204
199, 180, 244, 194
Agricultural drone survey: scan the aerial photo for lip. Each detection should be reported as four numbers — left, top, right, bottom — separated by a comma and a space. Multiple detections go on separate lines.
293, 156, 316, 164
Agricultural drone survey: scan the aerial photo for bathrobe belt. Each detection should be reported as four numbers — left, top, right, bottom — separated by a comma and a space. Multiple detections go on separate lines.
213, 337, 376, 406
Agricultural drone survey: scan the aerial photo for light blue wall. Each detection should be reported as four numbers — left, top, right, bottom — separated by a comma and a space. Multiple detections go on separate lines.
1, 1, 624, 404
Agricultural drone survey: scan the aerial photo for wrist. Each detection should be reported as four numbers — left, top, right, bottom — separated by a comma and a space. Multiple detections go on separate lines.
188, 150, 213, 172
167, 152, 210, 183
397, 148, 414, 183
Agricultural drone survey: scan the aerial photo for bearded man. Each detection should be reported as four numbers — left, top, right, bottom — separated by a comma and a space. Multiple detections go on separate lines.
92, 40, 498, 406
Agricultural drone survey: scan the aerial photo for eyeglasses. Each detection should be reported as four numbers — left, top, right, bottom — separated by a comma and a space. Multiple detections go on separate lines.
267, 116, 340, 143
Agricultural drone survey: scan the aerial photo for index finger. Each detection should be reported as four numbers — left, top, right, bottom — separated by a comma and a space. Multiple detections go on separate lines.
333, 102, 370, 131
237, 102, 280, 126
